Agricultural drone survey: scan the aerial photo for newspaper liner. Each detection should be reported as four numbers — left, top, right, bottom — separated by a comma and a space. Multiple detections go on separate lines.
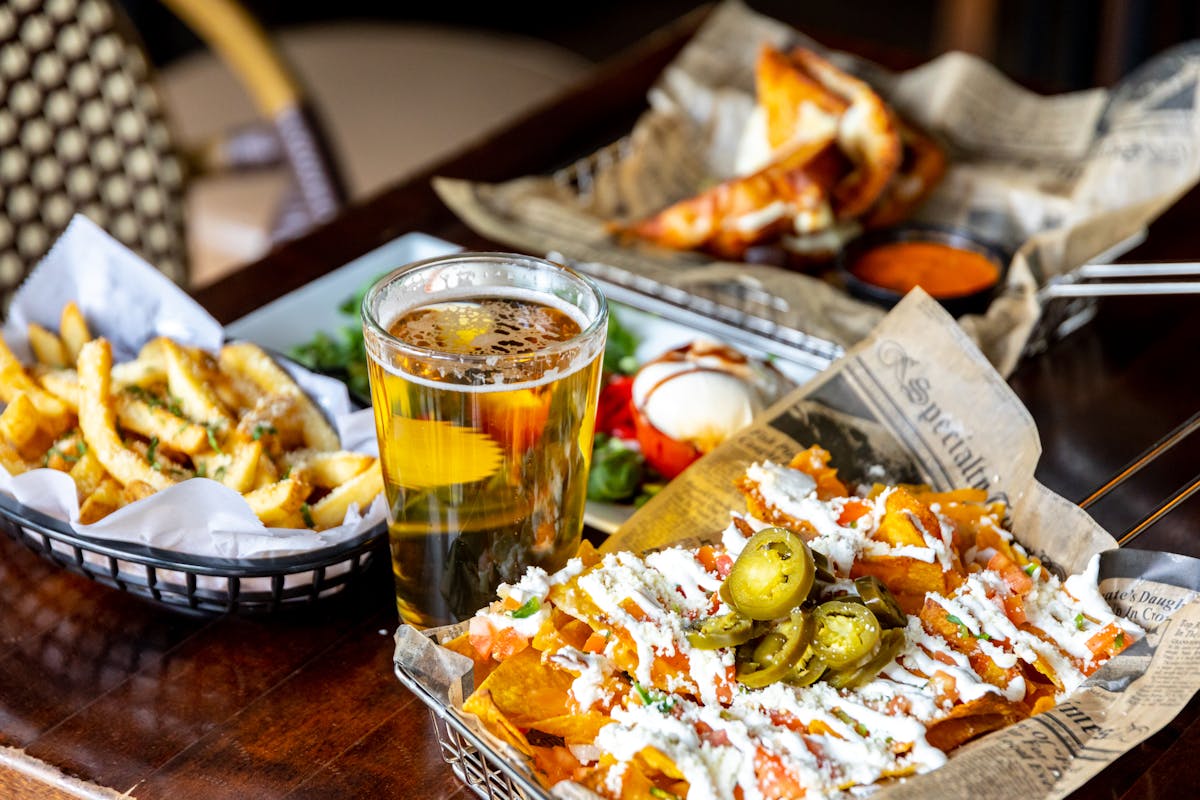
0, 215, 387, 567
395, 290, 1200, 799
434, 0, 1200, 376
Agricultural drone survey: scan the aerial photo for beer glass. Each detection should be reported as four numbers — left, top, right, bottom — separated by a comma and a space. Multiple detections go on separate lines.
362, 253, 607, 627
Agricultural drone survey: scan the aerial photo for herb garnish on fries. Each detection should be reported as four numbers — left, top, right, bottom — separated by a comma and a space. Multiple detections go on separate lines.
0, 302, 382, 530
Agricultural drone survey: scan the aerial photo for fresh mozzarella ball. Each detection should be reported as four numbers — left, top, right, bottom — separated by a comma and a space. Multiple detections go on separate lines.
632, 343, 767, 453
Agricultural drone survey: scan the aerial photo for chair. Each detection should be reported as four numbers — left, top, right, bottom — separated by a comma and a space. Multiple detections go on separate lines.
0, 0, 347, 307
157, 22, 590, 285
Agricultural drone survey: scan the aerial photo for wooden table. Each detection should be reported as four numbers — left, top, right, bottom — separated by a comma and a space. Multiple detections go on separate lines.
2, 12, 1197, 799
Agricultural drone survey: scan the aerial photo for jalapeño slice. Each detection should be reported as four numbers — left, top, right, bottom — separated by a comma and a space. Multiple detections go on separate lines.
851, 576, 907, 629
811, 550, 836, 584
737, 609, 813, 688
825, 629, 906, 689
687, 613, 755, 650
784, 644, 827, 687
726, 528, 815, 620
812, 600, 881, 669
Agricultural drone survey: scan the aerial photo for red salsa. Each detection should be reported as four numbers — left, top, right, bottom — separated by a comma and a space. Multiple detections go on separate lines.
850, 241, 1000, 298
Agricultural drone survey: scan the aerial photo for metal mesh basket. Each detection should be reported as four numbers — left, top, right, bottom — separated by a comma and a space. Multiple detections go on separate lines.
0, 493, 382, 614
395, 650, 550, 800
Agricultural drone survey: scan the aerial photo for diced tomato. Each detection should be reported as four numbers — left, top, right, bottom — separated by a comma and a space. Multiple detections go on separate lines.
1085, 622, 1130, 662
931, 650, 958, 667
754, 748, 807, 799
632, 404, 701, 479
1003, 595, 1028, 626
707, 592, 722, 616
596, 376, 636, 440
697, 545, 734, 579
714, 666, 737, 705
987, 552, 1033, 595
468, 618, 531, 662
491, 627, 530, 661
837, 499, 871, 527
768, 711, 807, 733
930, 671, 960, 703
583, 631, 608, 653
468, 617, 493, 658
695, 722, 732, 747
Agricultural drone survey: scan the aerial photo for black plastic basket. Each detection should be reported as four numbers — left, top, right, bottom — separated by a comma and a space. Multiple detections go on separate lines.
0, 492, 384, 614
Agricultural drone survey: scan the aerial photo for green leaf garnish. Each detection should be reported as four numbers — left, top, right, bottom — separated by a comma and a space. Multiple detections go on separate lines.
587, 436, 645, 502
833, 708, 870, 738
205, 423, 223, 454
147, 436, 160, 470
300, 502, 315, 528
511, 597, 541, 619
946, 614, 971, 638
252, 423, 277, 441
631, 683, 674, 713
1024, 563, 1038, 576
1074, 613, 1086, 630
602, 312, 639, 376
1115, 632, 1125, 649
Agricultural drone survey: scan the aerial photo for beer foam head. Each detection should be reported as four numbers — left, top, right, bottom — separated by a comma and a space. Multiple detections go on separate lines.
373, 287, 600, 392
391, 294, 583, 357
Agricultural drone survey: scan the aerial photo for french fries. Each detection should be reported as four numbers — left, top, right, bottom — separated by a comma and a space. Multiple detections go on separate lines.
60, 302, 92, 365
0, 305, 382, 532
219, 342, 341, 451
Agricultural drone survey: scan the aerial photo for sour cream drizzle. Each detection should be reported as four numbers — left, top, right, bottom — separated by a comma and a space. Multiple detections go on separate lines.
490, 460, 1140, 799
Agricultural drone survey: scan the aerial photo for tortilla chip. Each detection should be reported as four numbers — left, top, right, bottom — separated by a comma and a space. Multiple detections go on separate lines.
852, 556, 944, 607
924, 695, 1026, 751
465, 646, 575, 728
530, 744, 584, 786
462, 689, 532, 755
528, 711, 614, 744
443, 630, 499, 685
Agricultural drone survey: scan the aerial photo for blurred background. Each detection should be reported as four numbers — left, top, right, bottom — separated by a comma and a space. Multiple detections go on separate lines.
124, 0, 1200, 90
2, 0, 1198, 297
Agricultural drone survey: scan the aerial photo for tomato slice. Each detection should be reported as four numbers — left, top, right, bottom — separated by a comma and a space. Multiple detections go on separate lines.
596, 376, 636, 439
632, 403, 701, 479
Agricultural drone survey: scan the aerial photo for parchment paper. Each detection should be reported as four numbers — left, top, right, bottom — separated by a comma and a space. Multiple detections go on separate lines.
395, 290, 1200, 800
434, 0, 1200, 376
0, 215, 386, 560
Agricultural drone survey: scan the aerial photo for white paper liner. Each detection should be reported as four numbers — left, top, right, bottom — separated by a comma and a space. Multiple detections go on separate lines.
0, 215, 387, 572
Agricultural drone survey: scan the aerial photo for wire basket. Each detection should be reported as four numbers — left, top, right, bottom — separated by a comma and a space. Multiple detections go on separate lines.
394, 638, 551, 800
0, 493, 383, 614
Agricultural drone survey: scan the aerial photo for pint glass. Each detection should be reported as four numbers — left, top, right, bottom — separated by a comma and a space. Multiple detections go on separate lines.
362, 253, 607, 627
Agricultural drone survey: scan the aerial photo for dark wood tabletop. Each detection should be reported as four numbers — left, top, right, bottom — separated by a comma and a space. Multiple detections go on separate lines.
2, 10, 1197, 800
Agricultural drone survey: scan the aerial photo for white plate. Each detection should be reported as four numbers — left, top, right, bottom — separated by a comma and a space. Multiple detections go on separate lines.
228, 234, 834, 535
225, 232, 460, 351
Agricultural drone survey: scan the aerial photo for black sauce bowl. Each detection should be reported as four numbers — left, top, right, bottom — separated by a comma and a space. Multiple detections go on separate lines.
837, 224, 1010, 318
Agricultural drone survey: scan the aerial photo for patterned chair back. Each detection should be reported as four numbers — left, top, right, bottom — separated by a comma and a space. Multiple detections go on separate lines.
0, 0, 190, 308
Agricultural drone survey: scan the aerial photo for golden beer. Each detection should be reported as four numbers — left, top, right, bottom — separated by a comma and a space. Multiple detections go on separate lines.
362, 255, 607, 627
